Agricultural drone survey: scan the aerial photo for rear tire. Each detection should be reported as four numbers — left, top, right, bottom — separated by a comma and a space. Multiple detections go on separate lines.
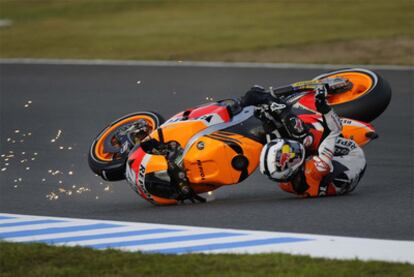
313, 68, 392, 122
88, 111, 164, 181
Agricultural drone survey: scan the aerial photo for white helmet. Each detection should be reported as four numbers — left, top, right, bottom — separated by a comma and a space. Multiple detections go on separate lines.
260, 139, 305, 181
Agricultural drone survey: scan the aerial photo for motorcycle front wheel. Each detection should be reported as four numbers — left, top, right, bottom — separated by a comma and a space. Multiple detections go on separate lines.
88, 111, 164, 181
313, 68, 392, 122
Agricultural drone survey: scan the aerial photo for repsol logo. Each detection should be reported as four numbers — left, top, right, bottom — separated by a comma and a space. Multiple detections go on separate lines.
138, 164, 146, 185
137, 163, 153, 201
197, 160, 205, 180
125, 162, 137, 192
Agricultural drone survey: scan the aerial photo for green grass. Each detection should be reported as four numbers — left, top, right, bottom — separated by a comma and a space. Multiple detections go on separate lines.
1, 241, 414, 277
0, 0, 413, 64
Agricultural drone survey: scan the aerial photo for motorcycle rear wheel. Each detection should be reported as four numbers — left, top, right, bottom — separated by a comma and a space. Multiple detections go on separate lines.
313, 68, 391, 122
88, 111, 164, 181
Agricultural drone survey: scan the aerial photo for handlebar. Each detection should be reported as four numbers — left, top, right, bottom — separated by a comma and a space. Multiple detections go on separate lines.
270, 77, 349, 98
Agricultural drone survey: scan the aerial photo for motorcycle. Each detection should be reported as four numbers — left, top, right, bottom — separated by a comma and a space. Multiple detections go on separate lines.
88, 68, 391, 205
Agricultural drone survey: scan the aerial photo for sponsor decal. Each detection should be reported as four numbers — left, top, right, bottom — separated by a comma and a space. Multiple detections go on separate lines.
165, 114, 223, 126
335, 147, 350, 156
340, 119, 353, 125
277, 145, 295, 170
135, 155, 154, 201
340, 118, 370, 129
270, 102, 286, 112
291, 117, 304, 133
196, 160, 206, 180
125, 162, 138, 193
336, 138, 357, 150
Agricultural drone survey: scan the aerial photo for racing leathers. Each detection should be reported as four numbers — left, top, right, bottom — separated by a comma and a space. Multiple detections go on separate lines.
241, 85, 367, 197
279, 109, 366, 197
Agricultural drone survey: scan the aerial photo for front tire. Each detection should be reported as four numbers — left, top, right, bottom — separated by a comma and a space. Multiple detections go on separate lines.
88, 111, 164, 181
313, 68, 392, 122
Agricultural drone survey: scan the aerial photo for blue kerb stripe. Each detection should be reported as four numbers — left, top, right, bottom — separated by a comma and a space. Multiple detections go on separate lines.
0, 216, 16, 220
0, 219, 64, 228
33, 228, 181, 244
0, 223, 122, 238
90, 232, 245, 249
148, 237, 311, 254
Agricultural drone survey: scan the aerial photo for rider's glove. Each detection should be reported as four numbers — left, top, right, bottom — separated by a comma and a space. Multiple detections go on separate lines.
241, 85, 288, 113
240, 85, 268, 107
315, 86, 331, 114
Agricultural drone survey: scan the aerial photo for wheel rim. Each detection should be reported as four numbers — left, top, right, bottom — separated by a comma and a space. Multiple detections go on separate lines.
323, 72, 374, 105
94, 115, 157, 162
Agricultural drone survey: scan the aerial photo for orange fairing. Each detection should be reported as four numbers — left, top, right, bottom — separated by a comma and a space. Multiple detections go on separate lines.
340, 118, 375, 147
184, 132, 262, 187
145, 155, 168, 174
95, 115, 157, 161
151, 196, 178, 205
325, 72, 374, 105
140, 154, 178, 205
150, 121, 208, 148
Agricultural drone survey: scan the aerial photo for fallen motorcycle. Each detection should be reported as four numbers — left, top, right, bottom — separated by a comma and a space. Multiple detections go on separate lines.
88, 68, 391, 205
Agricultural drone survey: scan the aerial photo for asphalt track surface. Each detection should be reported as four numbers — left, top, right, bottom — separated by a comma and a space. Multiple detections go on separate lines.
0, 62, 412, 241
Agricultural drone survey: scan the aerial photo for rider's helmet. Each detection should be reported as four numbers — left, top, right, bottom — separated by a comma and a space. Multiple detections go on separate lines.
259, 138, 305, 181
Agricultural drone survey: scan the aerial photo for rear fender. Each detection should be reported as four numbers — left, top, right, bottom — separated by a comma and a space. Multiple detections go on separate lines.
340, 118, 377, 147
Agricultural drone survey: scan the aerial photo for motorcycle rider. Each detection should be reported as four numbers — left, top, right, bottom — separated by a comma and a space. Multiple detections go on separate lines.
255, 86, 367, 197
